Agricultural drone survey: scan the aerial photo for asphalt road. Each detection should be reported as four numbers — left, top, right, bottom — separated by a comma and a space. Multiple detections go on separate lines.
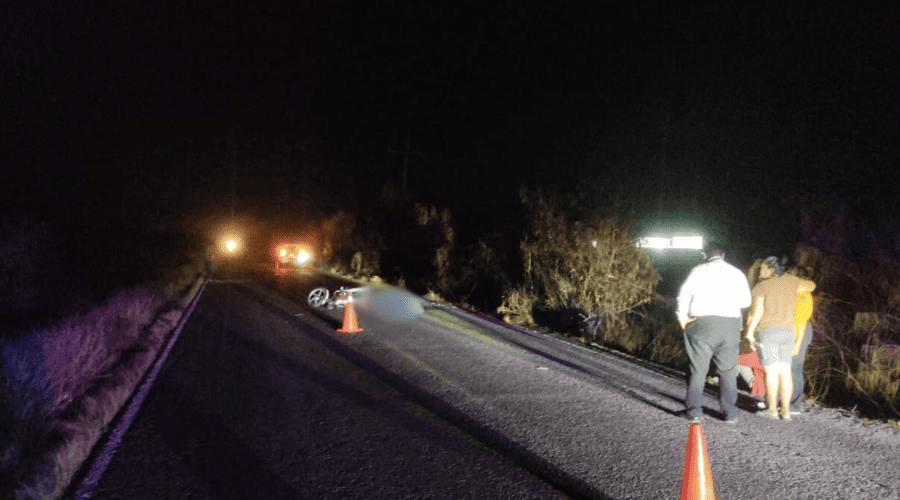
80, 274, 900, 499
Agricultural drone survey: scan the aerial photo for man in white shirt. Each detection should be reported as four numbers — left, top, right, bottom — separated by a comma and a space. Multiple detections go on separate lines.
677, 241, 752, 423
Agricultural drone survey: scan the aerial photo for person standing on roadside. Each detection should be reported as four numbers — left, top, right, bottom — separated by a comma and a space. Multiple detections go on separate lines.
745, 257, 816, 420
677, 241, 753, 423
786, 265, 816, 416
737, 258, 769, 408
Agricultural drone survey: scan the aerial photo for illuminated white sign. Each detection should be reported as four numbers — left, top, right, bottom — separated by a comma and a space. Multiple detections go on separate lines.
672, 236, 703, 249
638, 235, 703, 250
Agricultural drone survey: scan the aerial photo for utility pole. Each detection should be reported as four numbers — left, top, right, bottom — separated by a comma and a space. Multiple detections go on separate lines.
387, 132, 427, 191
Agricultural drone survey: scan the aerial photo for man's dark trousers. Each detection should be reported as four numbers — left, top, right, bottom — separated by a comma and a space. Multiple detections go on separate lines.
790, 321, 813, 412
683, 316, 742, 419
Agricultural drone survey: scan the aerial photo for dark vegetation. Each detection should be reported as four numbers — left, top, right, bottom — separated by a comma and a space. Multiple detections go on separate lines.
0, 214, 205, 499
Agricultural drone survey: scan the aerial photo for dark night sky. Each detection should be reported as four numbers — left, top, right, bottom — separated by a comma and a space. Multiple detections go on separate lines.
2, 1, 898, 260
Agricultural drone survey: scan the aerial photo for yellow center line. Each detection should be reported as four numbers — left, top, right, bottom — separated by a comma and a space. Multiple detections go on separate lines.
423, 309, 523, 354
379, 335, 489, 407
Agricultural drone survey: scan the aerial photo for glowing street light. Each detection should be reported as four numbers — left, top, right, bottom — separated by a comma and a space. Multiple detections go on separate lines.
221, 235, 241, 254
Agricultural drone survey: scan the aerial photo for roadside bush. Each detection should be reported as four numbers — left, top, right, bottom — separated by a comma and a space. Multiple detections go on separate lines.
319, 210, 358, 271
793, 243, 900, 421
415, 203, 455, 296
453, 234, 513, 312
318, 208, 382, 279
804, 296, 900, 420
364, 189, 435, 292
631, 295, 689, 369
497, 287, 538, 328
356, 187, 458, 297
508, 188, 660, 350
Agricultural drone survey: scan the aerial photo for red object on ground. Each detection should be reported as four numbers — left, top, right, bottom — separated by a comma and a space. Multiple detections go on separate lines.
681, 423, 716, 500
738, 351, 766, 397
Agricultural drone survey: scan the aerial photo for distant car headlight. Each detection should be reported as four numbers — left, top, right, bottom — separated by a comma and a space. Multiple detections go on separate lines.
297, 249, 311, 264
223, 237, 240, 253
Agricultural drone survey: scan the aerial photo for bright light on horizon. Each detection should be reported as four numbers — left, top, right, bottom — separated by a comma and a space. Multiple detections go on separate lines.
672, 236, 703, 249
222, 236, 241, 253
641, 237, 673, 249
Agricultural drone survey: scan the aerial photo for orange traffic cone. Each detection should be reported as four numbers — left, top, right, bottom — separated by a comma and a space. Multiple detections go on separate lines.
680, 423, 716, 500
337, 294, 363, 333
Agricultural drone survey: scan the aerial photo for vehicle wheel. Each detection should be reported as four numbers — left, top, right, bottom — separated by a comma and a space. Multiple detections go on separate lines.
307, 287, 329, 307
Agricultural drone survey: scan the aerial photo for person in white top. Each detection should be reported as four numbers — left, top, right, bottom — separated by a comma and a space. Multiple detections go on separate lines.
677, 241, 752, 423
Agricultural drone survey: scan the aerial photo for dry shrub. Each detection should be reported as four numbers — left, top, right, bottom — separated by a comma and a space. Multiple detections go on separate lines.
645, 321, 688, 369
803, 300, 853, 406
613, 295, 689, 369
424, 290, 447, 304
426, 206, 455, 295
497, 288, 537, 327
369, 196, 453, 293
321, 209, 385, 279
609, 317, 649, 355
320, 211, 358, 269
518, 188, 660, 340
348, 250, 380, 278
848, 343, 900, 415
793, 242, 900, 419
350, 251, 363, 275
802, 346, 833, 405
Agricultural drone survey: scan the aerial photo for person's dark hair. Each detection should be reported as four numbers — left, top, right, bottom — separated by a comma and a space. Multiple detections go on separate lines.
763, 256, 785, 276
703, 240, 725, 259
791, 265, 814, 279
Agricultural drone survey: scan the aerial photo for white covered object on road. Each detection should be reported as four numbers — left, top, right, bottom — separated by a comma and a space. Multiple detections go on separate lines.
354, 284, 425, 322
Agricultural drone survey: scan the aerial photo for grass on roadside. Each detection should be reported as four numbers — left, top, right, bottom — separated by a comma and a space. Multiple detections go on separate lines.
0, 257, 203, 499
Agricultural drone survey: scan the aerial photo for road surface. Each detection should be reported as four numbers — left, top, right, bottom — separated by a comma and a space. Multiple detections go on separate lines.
76, 275, 900, 499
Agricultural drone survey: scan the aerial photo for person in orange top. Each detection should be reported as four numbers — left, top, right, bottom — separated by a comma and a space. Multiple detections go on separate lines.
738, 261, 816, 412
745, 257, 816, 420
